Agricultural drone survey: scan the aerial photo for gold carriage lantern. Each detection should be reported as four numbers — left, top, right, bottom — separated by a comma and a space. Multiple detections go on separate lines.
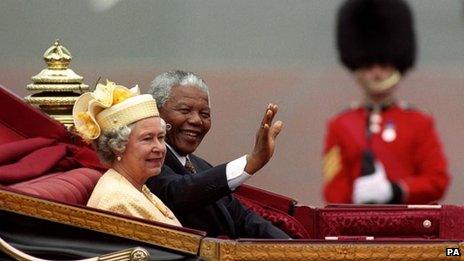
25, 39, 89, 129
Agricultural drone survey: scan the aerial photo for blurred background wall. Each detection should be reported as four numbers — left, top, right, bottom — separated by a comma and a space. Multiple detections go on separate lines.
0, 0, 462, 206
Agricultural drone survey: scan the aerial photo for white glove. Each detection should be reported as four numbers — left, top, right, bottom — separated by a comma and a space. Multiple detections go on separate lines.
352, 161, 393, 204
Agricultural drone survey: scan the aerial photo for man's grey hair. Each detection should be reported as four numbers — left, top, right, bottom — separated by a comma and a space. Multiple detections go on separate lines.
149, 70, 210, 108
93, 119, 166, 165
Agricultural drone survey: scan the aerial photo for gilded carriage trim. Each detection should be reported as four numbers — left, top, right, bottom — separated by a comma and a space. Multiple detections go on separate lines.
0, 189, 202, 255
25, 40, 89, 129
31, 72, 85, 84
1, 235, 151, 261
27, 83, 89, 92
199, 238, 222, 260
200, 239, 464, 261
24, 96, 78, 106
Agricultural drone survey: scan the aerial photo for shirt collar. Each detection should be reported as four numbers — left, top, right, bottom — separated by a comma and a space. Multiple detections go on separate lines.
166, 143, 188, 166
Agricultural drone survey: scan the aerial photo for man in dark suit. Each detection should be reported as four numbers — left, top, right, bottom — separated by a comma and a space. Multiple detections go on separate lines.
146, 70, 289, 239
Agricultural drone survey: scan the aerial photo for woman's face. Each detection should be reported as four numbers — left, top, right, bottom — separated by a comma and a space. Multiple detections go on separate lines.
119, 117, 166, 181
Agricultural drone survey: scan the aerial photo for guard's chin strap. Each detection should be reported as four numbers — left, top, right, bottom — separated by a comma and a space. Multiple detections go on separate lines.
365, 70, 402, 94
356, 70, 401, 94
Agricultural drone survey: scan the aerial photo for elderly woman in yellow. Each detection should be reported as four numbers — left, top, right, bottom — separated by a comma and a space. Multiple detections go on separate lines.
73, 80, 181, 227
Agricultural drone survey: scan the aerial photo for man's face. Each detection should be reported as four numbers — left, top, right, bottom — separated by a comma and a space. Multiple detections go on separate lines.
160, 85, 211, 156
355, 64, 400, 98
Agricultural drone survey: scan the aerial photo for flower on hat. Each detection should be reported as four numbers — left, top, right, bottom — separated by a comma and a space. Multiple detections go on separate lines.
76, 111, 99, 141
113, 88, 133, 104
73, 79, 140, 142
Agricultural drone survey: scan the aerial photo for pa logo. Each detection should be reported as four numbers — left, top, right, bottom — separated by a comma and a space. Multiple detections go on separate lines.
445, 248, 461, 256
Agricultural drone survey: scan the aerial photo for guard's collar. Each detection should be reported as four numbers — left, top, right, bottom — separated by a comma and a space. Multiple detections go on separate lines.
364, 98, 396, 111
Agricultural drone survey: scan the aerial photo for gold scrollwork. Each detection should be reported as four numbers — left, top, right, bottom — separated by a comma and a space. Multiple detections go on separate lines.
27, 83, 89, 92
0, 189, 202, 255
200, 239, 464, 261
24, 96, 78, 106
1, 235, 150, 261
129, 248, 150, 261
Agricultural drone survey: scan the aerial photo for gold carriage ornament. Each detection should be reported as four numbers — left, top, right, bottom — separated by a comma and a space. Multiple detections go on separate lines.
24, 39, 89, 129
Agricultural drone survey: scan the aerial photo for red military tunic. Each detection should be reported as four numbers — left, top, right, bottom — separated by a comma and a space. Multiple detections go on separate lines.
323, 103, 450, 204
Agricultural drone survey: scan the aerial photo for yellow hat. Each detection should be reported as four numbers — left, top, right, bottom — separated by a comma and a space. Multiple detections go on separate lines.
72, 80, 159, 142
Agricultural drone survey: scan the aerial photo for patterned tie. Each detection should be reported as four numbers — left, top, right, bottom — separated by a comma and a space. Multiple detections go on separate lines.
184, 157, 197, 174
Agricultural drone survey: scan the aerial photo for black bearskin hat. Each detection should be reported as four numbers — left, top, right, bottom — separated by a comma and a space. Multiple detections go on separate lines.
336, 0, 416, 73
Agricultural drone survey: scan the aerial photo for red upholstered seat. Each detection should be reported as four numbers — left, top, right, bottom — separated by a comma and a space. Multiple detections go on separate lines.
234, 186, 311, 239
0, 87, 70, 144
10, 168, 102, 205
235, 184, 297, 214
235, 194, 310, 239
0, 137, 104, 206
0, 86, 104, 206
316, 206, 440, 239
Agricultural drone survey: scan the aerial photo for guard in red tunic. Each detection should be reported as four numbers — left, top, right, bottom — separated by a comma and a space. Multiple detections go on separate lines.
323, 0, 450, 204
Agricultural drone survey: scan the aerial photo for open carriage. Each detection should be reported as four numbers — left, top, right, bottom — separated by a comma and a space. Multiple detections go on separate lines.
0, 86, 463, 260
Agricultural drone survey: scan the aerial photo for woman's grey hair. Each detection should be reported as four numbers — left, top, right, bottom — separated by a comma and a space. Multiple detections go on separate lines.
149, 70, 210, 108
94, 124, 134, 165
93, 119, 167, 165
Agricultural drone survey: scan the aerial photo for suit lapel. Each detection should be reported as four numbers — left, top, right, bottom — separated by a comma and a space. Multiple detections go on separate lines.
164, 147, 237, 237
164, 149, 190, 175
188, 155, 237, 237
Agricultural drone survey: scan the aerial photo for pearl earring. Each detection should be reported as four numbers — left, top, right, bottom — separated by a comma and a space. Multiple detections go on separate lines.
117, 156, 122, 161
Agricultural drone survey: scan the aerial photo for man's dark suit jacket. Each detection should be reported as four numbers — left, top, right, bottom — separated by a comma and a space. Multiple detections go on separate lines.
146, 149, 289, 239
